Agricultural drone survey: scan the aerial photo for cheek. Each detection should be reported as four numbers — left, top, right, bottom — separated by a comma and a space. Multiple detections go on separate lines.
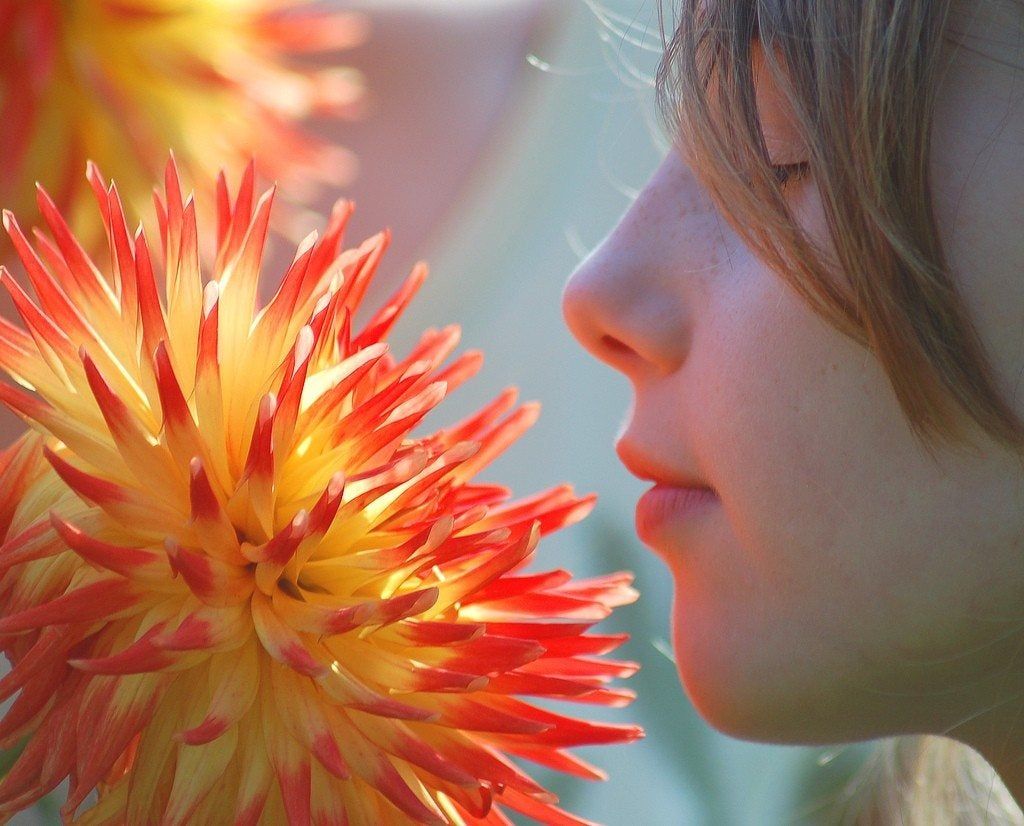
665, 247, 1024, 743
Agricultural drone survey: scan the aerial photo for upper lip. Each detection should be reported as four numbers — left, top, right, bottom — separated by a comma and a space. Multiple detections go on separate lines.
615, 438, 713, 490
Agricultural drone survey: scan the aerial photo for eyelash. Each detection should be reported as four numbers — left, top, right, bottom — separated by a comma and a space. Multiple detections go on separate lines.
771, 161, 811, 187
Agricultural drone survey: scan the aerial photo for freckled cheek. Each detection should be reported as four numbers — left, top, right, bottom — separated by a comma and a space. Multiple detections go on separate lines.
688, 312, 830, 555
677, 282, 890, 634
661, 447, 890, 740
656, 201, 967, 723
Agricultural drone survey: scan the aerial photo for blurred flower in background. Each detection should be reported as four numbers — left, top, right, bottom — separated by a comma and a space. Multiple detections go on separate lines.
0, 0, 368, 239
0, 158, 641, 823
0, 0, 568, 449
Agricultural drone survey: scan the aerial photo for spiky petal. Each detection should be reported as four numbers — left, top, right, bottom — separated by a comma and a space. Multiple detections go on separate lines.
0, 158, 642, 824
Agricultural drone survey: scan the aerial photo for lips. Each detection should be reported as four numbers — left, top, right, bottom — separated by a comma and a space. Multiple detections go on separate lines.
635, 483, 718, 546
614, 437, 711, 491
615, 437, 718, 547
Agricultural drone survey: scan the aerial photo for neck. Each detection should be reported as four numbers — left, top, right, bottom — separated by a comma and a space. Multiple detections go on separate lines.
940, 682, 1024, 815
878, 623, 1024, 816
965, 716, 1024, 815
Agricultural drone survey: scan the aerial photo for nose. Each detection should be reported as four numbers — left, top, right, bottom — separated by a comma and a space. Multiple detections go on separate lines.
562, 151, 714, 381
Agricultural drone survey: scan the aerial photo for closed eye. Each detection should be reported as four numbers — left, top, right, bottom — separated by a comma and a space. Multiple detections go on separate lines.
771, 160, 811, 187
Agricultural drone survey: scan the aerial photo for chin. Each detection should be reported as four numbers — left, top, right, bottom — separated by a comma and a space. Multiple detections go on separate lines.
669, 594, 850, 746
673, 646, 794, 743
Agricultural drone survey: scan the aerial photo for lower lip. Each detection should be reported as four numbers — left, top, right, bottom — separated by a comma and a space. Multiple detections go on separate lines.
635, 484, 718, 545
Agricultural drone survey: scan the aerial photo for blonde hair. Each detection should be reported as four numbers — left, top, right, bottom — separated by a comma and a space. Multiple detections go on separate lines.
836, 737, 1022, 825
653, 0, 1024, 822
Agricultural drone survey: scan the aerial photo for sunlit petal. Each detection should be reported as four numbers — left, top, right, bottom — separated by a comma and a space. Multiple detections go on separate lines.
0, 159, 642, 824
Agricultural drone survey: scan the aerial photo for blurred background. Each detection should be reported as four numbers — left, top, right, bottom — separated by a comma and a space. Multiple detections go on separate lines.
4, 0, 879, 822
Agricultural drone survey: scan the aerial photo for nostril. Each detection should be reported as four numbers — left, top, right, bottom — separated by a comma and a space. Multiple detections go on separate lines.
601, 334, 635, 357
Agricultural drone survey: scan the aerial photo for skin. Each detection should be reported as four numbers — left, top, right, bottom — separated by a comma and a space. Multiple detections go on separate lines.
562, 0, 1024, 806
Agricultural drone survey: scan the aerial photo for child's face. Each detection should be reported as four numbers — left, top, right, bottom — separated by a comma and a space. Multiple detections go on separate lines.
563, 17, 1024, 748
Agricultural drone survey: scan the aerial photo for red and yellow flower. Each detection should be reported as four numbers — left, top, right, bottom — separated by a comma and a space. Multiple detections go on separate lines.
0, 159, 642, 824
0, 0, 366, 240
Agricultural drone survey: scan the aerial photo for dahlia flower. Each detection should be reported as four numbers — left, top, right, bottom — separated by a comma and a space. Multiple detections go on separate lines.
0, 159, 642, 824
0, 0, 366, 240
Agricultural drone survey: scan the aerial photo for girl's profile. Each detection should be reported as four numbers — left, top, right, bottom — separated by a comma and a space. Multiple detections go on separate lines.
564, 0, 1024, 821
